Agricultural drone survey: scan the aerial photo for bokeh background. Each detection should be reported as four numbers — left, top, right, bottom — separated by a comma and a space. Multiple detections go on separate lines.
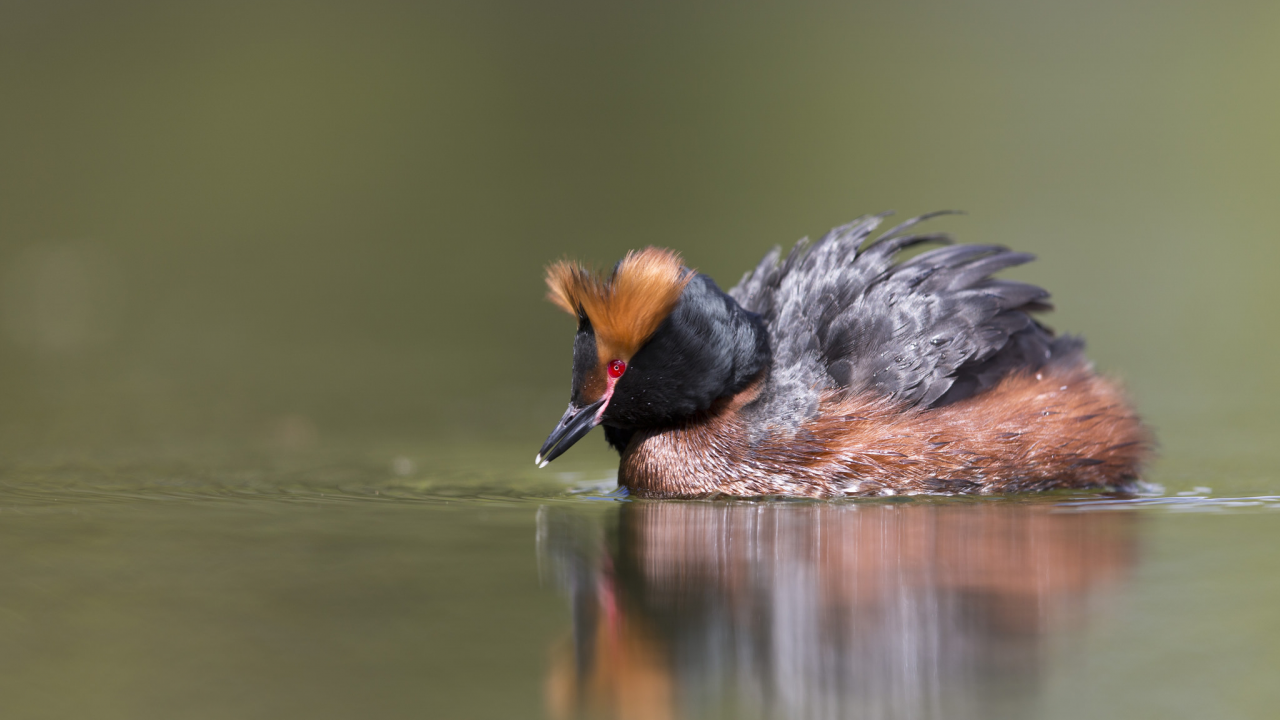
2, 0, 1278, 483
2, 2, 1280, 719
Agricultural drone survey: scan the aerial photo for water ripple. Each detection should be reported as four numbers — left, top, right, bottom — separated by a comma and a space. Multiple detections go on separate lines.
0, 463, 1276, 514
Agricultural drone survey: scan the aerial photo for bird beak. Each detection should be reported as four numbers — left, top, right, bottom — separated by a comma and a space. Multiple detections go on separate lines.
536, 398, 606, 467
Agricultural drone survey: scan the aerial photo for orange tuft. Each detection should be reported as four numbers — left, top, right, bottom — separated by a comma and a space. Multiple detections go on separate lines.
545, 247, 691, 362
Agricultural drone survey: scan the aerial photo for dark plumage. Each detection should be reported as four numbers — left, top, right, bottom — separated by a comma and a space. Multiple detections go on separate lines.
537, 213, 1150, 498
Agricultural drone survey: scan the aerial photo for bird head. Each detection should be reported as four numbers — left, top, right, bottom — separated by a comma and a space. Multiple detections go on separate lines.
536, 247, 768, 467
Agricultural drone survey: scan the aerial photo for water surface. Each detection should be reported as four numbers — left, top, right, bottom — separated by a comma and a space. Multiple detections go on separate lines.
0, 445, 1276, 719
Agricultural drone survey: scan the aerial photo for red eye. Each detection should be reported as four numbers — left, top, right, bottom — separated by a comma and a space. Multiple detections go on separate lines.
607, 359, 626, 379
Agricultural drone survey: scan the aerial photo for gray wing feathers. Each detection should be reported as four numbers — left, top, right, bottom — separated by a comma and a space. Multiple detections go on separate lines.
728, 213, 1059, 418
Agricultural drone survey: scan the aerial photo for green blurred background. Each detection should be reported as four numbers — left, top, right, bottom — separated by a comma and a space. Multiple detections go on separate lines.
2, 0, 1278, 474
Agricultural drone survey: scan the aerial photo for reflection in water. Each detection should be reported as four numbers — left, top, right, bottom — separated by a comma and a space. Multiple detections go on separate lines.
538, 501, 1138, 720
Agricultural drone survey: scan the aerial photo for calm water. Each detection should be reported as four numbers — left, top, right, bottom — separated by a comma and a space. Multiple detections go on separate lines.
2, 0, 1279, 717
0, 440, 1276, 719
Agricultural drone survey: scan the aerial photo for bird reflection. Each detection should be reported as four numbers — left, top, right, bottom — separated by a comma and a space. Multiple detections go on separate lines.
538, 500, 1138, 720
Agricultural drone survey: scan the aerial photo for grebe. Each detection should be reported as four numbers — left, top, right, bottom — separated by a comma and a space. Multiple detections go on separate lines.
536, 213, 1150, 498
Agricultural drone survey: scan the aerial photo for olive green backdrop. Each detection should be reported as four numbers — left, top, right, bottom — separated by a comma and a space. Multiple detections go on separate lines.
2, 0, 1276, 467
